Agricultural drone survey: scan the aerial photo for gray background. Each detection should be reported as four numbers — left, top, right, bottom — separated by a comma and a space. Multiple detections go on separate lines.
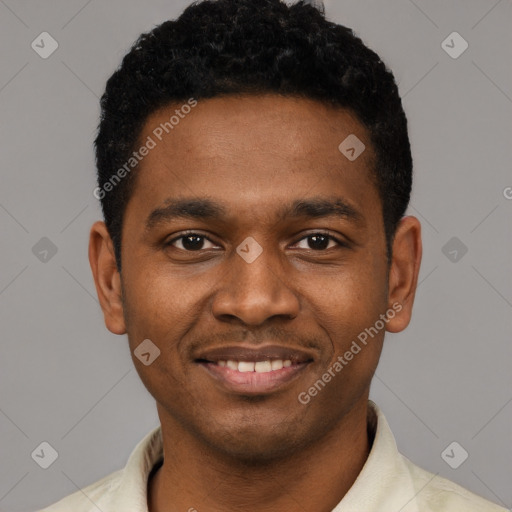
0, 0, 510, 510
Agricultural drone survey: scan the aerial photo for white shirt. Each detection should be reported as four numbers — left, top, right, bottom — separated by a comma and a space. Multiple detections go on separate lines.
39, 401, 507, 512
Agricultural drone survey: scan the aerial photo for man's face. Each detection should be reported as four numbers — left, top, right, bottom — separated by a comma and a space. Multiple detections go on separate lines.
117, 95, 391, 461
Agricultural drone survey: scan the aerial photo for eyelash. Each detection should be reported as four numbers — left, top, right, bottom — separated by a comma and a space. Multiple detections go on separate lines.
165, 231, 348, 252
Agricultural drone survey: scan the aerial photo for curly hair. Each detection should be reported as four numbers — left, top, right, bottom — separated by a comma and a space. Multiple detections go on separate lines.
94, 0, 412, 269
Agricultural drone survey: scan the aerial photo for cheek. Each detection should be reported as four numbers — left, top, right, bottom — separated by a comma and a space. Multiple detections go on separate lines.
120, 266, 189, 353
312, 260, 386, 325
120, 270, 196, 406
301, 275, 385, 408
302, 252, 388, 367
121, 264, 220, 374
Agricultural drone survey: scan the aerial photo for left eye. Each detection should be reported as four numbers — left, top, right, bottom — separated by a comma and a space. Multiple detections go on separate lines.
294, 233, 343, 251
168, 234, 218, 251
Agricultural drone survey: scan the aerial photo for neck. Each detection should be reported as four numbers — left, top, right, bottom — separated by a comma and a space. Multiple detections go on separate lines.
148, 399, 372, 512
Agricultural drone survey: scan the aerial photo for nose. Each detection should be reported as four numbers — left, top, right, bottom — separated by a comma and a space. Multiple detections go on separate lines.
211, 247, 300, 326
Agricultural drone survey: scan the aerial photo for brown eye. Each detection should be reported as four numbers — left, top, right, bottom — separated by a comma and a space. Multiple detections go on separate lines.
167, 233, 218, 251
295, 233, 345, 251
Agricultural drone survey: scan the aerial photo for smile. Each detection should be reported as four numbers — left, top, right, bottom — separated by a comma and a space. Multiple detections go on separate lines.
197, 359, 311, 394
194, 344, 315, 394
216, 359, 292, 372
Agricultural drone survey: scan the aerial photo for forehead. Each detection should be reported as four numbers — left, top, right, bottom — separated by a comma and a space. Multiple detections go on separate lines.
141, 94, 371, 161
128, 94, 379, 224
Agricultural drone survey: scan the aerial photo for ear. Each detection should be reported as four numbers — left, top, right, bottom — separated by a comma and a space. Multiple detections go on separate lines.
88, 221, 126, 335
385, 216, 422, 333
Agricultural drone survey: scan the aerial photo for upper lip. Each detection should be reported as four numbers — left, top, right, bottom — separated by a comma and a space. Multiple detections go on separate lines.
195, 344, 315, 364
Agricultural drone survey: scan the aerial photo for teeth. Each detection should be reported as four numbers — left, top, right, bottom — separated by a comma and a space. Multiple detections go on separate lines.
271, 360, 283, 370
226, 360, 238, 370
254, 361, 272, 373
216, 359, 295, 372
238, 361, 255, 372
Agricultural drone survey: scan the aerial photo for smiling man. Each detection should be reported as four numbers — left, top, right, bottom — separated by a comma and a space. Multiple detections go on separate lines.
40, 1, 506, 511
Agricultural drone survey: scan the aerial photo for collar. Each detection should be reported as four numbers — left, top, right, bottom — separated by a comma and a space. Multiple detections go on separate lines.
107, 400, 419, 512
332, 400, 420, 512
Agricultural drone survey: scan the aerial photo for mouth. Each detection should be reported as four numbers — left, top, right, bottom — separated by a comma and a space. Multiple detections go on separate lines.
194, 345, 314, 395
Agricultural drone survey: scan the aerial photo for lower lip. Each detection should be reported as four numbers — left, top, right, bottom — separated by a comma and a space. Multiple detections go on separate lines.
197, 361, 310, 394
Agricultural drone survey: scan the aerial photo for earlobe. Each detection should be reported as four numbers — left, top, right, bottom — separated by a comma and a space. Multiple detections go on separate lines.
88, 221, 127, 335
385, 216, 422, 333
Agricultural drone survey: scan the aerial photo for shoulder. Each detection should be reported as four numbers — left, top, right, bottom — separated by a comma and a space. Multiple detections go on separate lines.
401, 455, 508, 512
38, 468, 122, 512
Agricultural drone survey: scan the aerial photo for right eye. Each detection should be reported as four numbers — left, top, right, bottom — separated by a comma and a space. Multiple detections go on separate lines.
165, 232, 220, 252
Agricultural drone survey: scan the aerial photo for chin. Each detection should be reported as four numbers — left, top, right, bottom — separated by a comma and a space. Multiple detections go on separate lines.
200, 419, 309, 465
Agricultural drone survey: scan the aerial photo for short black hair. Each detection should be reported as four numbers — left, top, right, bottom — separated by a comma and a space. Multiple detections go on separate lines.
94, 0, 412, 270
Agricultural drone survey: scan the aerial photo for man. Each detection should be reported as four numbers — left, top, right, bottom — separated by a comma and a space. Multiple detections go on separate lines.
40, 0, 506, 510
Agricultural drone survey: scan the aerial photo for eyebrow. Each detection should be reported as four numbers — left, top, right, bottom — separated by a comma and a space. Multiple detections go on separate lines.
145, 196, 364, 230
